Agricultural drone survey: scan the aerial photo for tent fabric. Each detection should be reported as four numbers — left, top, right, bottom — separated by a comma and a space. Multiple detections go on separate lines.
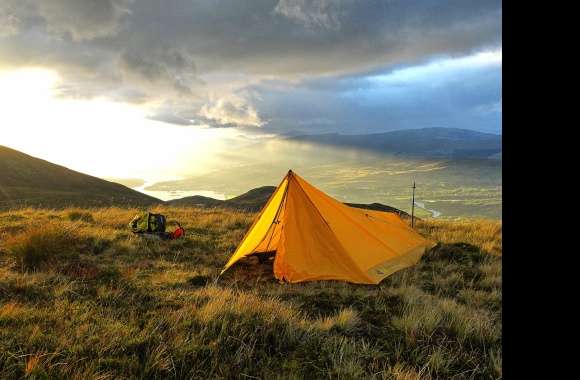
222, 176, 288, 271
221, 170, 434, 284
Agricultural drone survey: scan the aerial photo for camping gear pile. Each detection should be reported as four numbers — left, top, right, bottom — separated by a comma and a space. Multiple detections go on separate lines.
129, 212, 184, 240
221, 170, 434, 284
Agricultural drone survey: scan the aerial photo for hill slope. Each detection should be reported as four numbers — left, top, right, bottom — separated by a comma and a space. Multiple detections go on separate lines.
0, 145, 162, 209
288, 127, 502, 158
1, 145, 414, 215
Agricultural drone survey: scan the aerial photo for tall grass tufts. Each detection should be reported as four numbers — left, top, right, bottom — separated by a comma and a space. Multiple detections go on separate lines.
5, 223, 84, 271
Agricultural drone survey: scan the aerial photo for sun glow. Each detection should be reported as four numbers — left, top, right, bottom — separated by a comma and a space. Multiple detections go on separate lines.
0, 68, 230, 185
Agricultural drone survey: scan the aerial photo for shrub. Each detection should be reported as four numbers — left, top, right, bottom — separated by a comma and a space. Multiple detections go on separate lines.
87, 237, 111, 255
187, 275, 210, 287
417, 219, 502, 256
67, 211, 94, 223
5, 224, 84, 271
422, 242, 487, 265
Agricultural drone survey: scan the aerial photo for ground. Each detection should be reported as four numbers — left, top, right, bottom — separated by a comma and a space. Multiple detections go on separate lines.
0, 207, 502, 379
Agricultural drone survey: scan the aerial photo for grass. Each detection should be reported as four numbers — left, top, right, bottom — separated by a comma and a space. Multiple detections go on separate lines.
5, 223, 83, 271
0, 206, 501, 379
416, 219, 502, 256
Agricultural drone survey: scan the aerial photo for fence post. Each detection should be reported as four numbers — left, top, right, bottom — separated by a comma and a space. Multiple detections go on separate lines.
411, 181, 416, 228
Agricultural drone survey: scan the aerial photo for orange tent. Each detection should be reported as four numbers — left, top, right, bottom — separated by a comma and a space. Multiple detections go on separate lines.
221, 170, 433, 284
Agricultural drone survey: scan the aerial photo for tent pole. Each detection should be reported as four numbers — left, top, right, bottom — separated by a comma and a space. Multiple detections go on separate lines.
411, 181, 416, 228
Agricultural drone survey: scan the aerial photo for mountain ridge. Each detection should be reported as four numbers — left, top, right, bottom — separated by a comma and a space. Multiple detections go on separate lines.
166, 186, 276, 211
1, 145, 409, 216
287, 127, 501, 159
166, 185, 411, 217
0, 145, 162, 209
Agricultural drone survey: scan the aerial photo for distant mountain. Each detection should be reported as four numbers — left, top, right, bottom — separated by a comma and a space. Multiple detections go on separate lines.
166, 194, 224, 208
0, 145, 414, 216
167, 186, 277, 212
287, 127, 502, 159
344, 202, 411, 218
168, 185, 411, 217
0, 145, 162, 209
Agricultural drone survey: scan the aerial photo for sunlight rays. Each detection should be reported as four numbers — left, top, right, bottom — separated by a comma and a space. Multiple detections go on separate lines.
0, 67, 230, 183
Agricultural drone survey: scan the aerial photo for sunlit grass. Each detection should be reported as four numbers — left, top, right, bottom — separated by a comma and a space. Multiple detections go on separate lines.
0, 207, 501, 378
417, 218, 502, 255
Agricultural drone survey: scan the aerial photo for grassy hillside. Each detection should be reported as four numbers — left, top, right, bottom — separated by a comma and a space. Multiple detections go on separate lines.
0, 207, 501, 379
0, 145, 161, 209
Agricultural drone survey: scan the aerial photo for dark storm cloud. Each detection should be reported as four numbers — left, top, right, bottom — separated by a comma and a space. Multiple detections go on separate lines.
0, 0, 501, 129
118, 49, 202, 97
254, 52, 502, 134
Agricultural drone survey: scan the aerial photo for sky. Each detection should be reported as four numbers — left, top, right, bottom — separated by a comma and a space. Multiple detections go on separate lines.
0, 0, 502, 187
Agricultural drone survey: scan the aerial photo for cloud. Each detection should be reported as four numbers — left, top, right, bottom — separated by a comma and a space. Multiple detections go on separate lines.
147, 111, 195, 126
37, 0, 132, 41
0, 0, 501, 131
253, 50, 502, 134
118, 49, 201, 97
273, 0, 348, 31
199, 95, 265, 128
0, 4, 20, 37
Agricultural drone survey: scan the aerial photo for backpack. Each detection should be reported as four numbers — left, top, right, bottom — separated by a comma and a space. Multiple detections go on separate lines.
129, 212, 185, 240
129, 212, 167, 234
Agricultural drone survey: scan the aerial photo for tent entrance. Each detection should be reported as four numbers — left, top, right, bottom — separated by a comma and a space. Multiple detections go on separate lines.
248, 250, 276, 264
227, 180, 288, 276
251, 182, 288, 254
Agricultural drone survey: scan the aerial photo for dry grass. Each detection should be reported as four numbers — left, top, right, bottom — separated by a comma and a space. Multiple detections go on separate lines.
4, 222, 84, 271
0, 207, 502, 379
417, 219, 502, 255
